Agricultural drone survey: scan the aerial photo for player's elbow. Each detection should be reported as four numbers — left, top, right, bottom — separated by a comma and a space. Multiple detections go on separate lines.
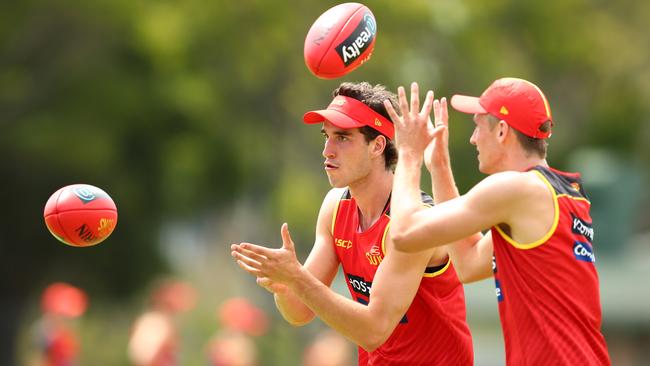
453, 265, 492, 284
284, 313, 315, 327
287, 318, 311, 327
456, 271, 478, 284
390, 221, 409, 250
390, 215, 429, 253
391, 229, 424, 254
460, 271, 492, 284
360, 330, 391, 352
276, 303, 315, 327
361, 339, 382, 353
359, 315, 395, 352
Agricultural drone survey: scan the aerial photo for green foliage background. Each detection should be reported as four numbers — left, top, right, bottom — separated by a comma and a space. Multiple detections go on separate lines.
1, 0, 648, 364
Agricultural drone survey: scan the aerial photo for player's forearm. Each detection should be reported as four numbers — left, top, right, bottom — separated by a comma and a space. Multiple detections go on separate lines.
429, 156, 460, 204
446, 234, 492, 283
391, 151, 426, 241
430, 167, 491, 282
288, 268, 395, 352
391, 151, 441, 252
429, 158, 489, 281
273, 290, 315, 326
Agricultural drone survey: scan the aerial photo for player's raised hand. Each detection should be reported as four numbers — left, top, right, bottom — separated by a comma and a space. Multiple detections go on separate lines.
424, 97, 451, 173
231, 223, 302, 287
384, 82, 435, 156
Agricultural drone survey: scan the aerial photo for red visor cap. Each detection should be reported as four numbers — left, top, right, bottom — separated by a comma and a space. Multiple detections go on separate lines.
450, 77, 553, 139
41, 282, 88, 318
303, 95, 394, 140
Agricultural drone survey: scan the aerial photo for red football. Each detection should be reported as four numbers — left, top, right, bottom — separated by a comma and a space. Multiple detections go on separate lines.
43, 184, 118, 247
304, 2, 377, 79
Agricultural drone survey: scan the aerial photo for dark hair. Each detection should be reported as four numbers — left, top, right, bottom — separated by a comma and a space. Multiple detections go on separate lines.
487, 115, 549, 158
333, 82, 398, 170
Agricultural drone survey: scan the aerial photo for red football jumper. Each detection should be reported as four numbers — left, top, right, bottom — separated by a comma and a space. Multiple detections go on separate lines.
43, 326, 78, 366
332, 190, 473, 365
491, 166, 610, 365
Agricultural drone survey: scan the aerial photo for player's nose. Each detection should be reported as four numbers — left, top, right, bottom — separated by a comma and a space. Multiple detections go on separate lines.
469, 128, 478, 146
322, 139, 335, 158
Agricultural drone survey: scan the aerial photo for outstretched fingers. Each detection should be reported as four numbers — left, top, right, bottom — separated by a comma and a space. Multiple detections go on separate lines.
235, 256, 264, 276
238, 242, 275, 257
232, 249, 263, 268
421, 90, 434, 118
232, 244, 268, 263
441, 97, 449, 127
433, 99, 441, 127
410, 82, 420, 116
433, 97, 449, 128
280, 223, 295, 251
384, 99, 401, 126
397, 86, 409, 118
430, 98, 448, 139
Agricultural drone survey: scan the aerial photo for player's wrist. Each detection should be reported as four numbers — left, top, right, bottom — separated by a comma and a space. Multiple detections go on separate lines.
285, 265, 310, 291
397, 148, 424, 164
427, 155, 451, 171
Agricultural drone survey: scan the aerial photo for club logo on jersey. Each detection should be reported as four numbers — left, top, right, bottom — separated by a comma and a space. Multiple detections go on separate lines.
365, 245, 383, 266
574, 241, 595, 263
571, 214, 593, 243
495, 279, 504, 302
335, 12, 376, 66
347, 273, 372, 298
335, 238, 353, 249
570, 182, 581, 192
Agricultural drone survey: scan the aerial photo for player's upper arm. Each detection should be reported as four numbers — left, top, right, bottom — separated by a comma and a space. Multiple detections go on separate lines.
302, 188, 344, 287
392, 171, 531, 253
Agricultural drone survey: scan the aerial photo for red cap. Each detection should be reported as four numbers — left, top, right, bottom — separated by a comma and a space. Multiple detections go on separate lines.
151, 280, 197, 313
41, 282, 88, 318
303, 95, 394, 139
450, 77, 553, 139
218, 297, 269, 337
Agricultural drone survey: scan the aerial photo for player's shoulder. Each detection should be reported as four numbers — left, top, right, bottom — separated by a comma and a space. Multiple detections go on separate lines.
323, 187, 348, 205
316, 188, 348, 236
474, 170, 549, 201
319, 187, 348, 218
481, 170, 545, 189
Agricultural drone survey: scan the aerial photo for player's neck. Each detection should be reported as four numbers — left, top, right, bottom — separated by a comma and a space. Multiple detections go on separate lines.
505, 157, 548, 172
348, 168, 393, 231
497, 147, 548, 173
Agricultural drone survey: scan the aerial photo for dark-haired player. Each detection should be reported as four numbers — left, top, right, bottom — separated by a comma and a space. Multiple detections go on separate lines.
232, 82, 473, 365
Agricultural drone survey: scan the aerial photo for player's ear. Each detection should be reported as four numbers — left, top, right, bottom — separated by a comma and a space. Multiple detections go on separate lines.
497, 120, 509, 142
371, 135, 387, 156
